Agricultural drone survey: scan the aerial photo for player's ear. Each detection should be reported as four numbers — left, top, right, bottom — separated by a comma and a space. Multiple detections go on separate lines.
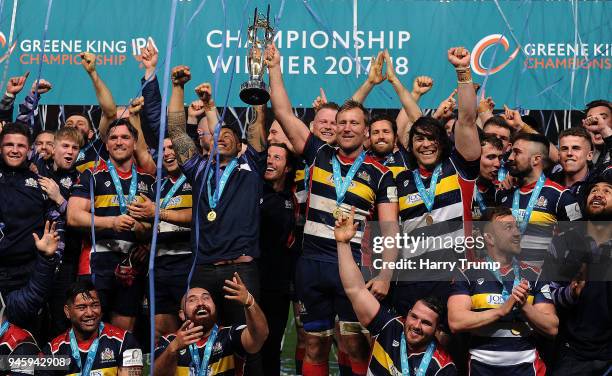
64, 305, 70, 320
178, 309, 185, 322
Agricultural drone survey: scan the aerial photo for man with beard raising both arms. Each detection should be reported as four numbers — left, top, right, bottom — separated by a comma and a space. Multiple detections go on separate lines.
267, 42, 399, 376
335, 207, 456, 376
392, 47, 481, 319
153, 273, 269, 376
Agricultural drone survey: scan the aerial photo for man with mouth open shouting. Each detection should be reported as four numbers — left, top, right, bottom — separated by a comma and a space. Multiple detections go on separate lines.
334, 207, 456, 376
153, 272, 269, 376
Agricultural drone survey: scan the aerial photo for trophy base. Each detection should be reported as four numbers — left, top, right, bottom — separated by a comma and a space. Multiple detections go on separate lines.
240, 80, 270, 105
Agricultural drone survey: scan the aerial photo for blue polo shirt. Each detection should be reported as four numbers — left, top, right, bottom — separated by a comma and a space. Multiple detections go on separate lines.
181, 146, 264, 264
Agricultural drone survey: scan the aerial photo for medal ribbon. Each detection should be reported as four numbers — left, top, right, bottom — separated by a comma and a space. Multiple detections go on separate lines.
512, 173, 546, 233
207, 159, 238, 211
486, 256, 521, 302
160, 174, 187, 209
0, 321, 9, 338
189, 324, 219, 376
497, 163, 508, 182
400, 335, 435, 376
474, 185, 488, 213
331, 152, 366, 207
412, 164, 442, 212
77, 141, 94, 162
69, 322, 104, 376
107, 160, 138, 215
303, 163, 310, 193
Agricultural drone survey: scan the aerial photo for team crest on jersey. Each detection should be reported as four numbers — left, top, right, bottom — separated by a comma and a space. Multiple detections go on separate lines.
357, 171, 371, 183
535, 196, 548, 209
91, 371, 103, 376
501, 196, 508, 203
25, 178, 38, 188
105, 181, 111, 188
138, 181, 148, 192
386, 155, 395, 164
183, 182, 192, 190
389, 364, 402, 376
213, 341, 223, 355
477, 278, 484, 285
392, 340, 399, 347
100, 347, 115, 362
60, 177, 72, 189
403, 179, 409, 187
406, 193, 423, 204
540, 284, 552, 299
285, 200, 293, 209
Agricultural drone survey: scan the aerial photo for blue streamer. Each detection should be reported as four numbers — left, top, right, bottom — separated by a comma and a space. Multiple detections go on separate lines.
148, 1, 179, 374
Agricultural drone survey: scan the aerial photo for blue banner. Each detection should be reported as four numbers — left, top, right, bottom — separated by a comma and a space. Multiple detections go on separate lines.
0, 0, 609, 109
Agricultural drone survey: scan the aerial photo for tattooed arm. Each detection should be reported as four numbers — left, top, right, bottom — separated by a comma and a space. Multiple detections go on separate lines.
168, 65, 198, 166
247, 105, 267, 152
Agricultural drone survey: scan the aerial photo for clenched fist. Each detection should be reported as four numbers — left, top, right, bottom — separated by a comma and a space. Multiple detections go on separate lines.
447, 47, 471, 68
80, 52, 97, 74
171, 65, 191, 86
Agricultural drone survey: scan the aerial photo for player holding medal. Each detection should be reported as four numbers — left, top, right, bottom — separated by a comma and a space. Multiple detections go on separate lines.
448, 207, 558, 375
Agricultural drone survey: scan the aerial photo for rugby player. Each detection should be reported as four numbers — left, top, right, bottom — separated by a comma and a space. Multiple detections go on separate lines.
472, 135, 504, 220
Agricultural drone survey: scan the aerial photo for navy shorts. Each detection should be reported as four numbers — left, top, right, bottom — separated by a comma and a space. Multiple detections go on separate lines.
295, 257, 358, 333
79, 273, 145, 317
152, 273, 189, 315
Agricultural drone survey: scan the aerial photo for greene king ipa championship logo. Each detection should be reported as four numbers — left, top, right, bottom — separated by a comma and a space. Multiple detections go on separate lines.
0, 32, 17, 63
471, 34, 612, 76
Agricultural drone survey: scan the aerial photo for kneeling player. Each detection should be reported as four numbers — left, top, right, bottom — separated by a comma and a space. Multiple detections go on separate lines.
42, 281, 143, 375
335, 208, 457, 375
153, 272, 269, 376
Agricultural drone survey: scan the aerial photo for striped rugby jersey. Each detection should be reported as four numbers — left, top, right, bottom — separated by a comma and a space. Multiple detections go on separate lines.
154, 325, 247, 376
293, 159, 310, 227
74, 138, 108, 173
367, 307, 456, 376
301, 135, 398, 263
43, 323, 143, 376
395, 150, 479, 279
153, 175, 193, 277
71, 159, 155, 276
368, 146, 410, 179
495, 177, 582, 264
450, 260, 552, 371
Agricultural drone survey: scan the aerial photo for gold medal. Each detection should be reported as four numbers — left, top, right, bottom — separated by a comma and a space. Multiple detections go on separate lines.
425, 214, 434, 225
207, 210, 217, 222
332, 207, 342, 219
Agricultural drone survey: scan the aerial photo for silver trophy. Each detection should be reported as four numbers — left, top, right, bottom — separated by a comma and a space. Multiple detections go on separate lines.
240, 6, 274, 105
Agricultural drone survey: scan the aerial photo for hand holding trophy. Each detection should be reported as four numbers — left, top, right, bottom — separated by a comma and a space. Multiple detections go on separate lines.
240, 5, 274, 105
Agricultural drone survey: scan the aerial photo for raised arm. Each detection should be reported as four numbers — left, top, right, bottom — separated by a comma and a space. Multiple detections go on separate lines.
265, 42, 310, 155
139, 38, 162, 149
167, 66, 198, 166
448, 47, 480, 161
477, 97, 495, 128
447, 293, 515, 333
223, 272, 269, 354
351, 51, 385, 104
128, 96, 156, 175
384, 51, 423, 148
80, 52, 117, 141
194, 82, 220, 137
246, 105, 267, 152
410, 75, 434, 103
335, 208, 381, 327
0, 72, 29, 122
